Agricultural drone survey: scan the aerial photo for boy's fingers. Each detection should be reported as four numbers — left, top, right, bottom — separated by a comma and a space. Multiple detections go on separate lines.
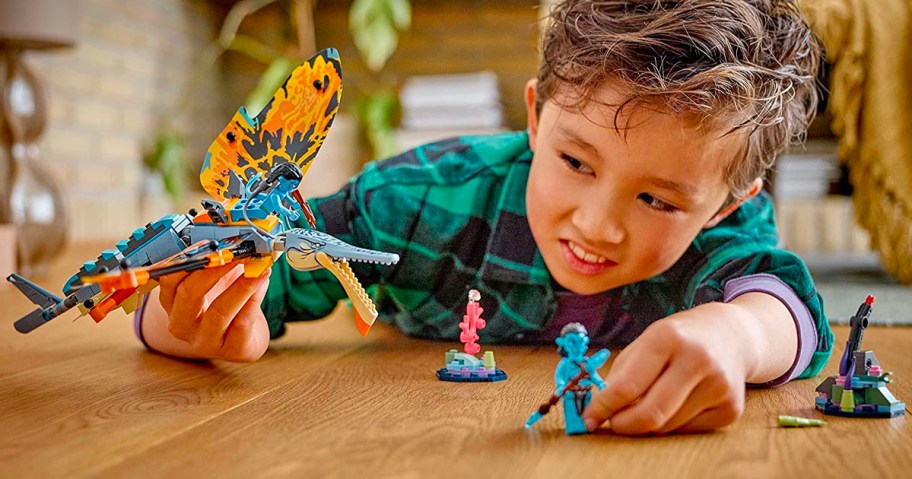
662, 373, 744, 434
157, 271, 189, 312
220, 277, 271, 362
167, 264, 243, 339
582, 339, 670, 430
194, 269, 270, 356
654, 377, 727, 434
605, 358, 703, 435
675, 403, 743, 434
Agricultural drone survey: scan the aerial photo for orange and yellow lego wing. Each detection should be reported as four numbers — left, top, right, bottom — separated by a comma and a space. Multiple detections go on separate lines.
200, 48, 343, 199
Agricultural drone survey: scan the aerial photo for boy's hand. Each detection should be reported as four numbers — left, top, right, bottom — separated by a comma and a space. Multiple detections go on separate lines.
155, 263, 271, 362
582, 302, 761, 435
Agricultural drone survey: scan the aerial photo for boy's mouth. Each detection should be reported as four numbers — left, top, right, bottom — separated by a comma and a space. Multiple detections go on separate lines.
560, 240, 617, 275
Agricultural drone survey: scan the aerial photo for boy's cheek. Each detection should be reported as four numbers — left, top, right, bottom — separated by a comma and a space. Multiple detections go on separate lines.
636, 241, 687, 276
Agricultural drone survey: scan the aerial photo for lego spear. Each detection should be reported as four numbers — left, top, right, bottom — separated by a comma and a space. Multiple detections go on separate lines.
525, 363, 589, 428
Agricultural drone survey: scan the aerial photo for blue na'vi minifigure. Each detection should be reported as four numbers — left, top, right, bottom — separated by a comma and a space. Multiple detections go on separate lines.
526, 322, 610, 434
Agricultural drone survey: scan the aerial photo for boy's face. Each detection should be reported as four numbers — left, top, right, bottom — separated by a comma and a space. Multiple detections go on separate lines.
524, 79, 755, 295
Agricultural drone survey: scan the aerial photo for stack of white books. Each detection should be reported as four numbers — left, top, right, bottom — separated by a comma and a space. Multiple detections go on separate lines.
773, 140, 840, 199
396, 71, 506, 152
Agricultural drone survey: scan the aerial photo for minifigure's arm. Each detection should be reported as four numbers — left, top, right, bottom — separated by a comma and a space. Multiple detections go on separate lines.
585, 349, 610, 387
278, 198, 301, 221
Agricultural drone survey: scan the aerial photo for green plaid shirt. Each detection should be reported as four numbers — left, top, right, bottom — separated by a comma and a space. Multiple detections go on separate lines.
263, 131, 832, 378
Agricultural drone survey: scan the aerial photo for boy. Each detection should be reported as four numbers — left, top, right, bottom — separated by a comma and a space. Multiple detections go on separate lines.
137, 0, 832, 435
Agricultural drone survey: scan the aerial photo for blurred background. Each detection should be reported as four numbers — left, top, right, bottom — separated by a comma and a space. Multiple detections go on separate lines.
0, 0, 909, 323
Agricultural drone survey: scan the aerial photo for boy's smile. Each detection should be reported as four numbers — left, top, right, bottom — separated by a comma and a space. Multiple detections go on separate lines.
524, 79, 755, 295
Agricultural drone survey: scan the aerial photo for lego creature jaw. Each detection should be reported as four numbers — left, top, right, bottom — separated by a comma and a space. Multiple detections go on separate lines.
283, 229, 399, 266
278, 228, 398, 336
285, 248, 321, 271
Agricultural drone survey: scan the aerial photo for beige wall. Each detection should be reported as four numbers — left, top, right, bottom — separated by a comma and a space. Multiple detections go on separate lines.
26, 0, 230, 241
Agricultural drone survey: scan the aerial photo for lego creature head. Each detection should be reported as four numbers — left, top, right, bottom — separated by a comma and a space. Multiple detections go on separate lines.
556, 322, 590, 359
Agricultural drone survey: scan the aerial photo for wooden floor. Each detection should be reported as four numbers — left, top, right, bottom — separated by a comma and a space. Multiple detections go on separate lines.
0, 243, 910, 478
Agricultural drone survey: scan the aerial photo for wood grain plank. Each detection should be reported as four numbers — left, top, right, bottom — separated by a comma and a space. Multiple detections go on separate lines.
0, 309, 373, 478
91, 326, 911, 478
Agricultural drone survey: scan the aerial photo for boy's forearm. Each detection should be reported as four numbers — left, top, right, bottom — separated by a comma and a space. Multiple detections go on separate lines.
726, 292, 798, 384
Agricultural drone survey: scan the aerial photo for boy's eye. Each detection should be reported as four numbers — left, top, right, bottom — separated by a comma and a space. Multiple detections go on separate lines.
638, 193, 679, 213
559, 154, 594, 175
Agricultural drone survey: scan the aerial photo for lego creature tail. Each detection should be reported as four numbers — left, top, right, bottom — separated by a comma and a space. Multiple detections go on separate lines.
7, 273, 77, 333
14, 309, 52, 334
8, 274, 62, 309
314, 252, 378, 334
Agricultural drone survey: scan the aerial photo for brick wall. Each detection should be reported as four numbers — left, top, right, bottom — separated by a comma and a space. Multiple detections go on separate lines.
24, 0, 231, 241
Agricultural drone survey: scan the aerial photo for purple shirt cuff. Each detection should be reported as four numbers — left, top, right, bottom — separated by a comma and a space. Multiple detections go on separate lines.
722, 273, 817, 387
134, 294, 152, 350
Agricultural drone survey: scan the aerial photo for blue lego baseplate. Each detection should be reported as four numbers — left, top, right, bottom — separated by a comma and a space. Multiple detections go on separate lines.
436, 367, 507, 382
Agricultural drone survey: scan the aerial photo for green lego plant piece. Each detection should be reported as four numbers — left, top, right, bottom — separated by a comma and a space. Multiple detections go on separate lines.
778, 416, 826, 427
483, 351, 495, 369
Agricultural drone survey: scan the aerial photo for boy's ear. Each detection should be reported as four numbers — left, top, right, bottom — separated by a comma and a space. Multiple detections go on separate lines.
524, 78, 539, 151
703, 177, 763, 228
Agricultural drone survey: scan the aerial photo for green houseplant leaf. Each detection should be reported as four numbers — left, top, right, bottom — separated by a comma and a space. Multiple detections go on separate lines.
245, 57, 298, 113
145, 132, 187, 202
349, 0, 411, 73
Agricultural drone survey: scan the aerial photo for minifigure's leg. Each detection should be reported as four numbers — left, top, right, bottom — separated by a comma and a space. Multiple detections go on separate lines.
562, 393, 590, 435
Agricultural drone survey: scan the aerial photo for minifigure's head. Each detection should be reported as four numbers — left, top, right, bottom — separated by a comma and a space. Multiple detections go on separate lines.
525, 0, 820, 294
556, 322, 590, 359
268, 162, 303, 195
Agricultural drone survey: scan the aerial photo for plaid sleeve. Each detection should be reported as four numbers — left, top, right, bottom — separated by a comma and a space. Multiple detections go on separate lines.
684, 194, 834, 379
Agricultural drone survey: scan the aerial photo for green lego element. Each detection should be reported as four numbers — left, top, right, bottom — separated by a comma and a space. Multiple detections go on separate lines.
778, 416, 827, 427
445, 349, 458, 365
483, 350, 495, 369
831, 383, 844, 402
840, 389, 856, 412
866, 386, 901, 407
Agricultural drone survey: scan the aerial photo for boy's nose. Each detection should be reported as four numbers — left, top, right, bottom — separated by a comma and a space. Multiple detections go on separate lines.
570, 203, 625, 246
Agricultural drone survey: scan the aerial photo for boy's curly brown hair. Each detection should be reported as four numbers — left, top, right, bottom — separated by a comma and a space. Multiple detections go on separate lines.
537, 0, 821, 197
